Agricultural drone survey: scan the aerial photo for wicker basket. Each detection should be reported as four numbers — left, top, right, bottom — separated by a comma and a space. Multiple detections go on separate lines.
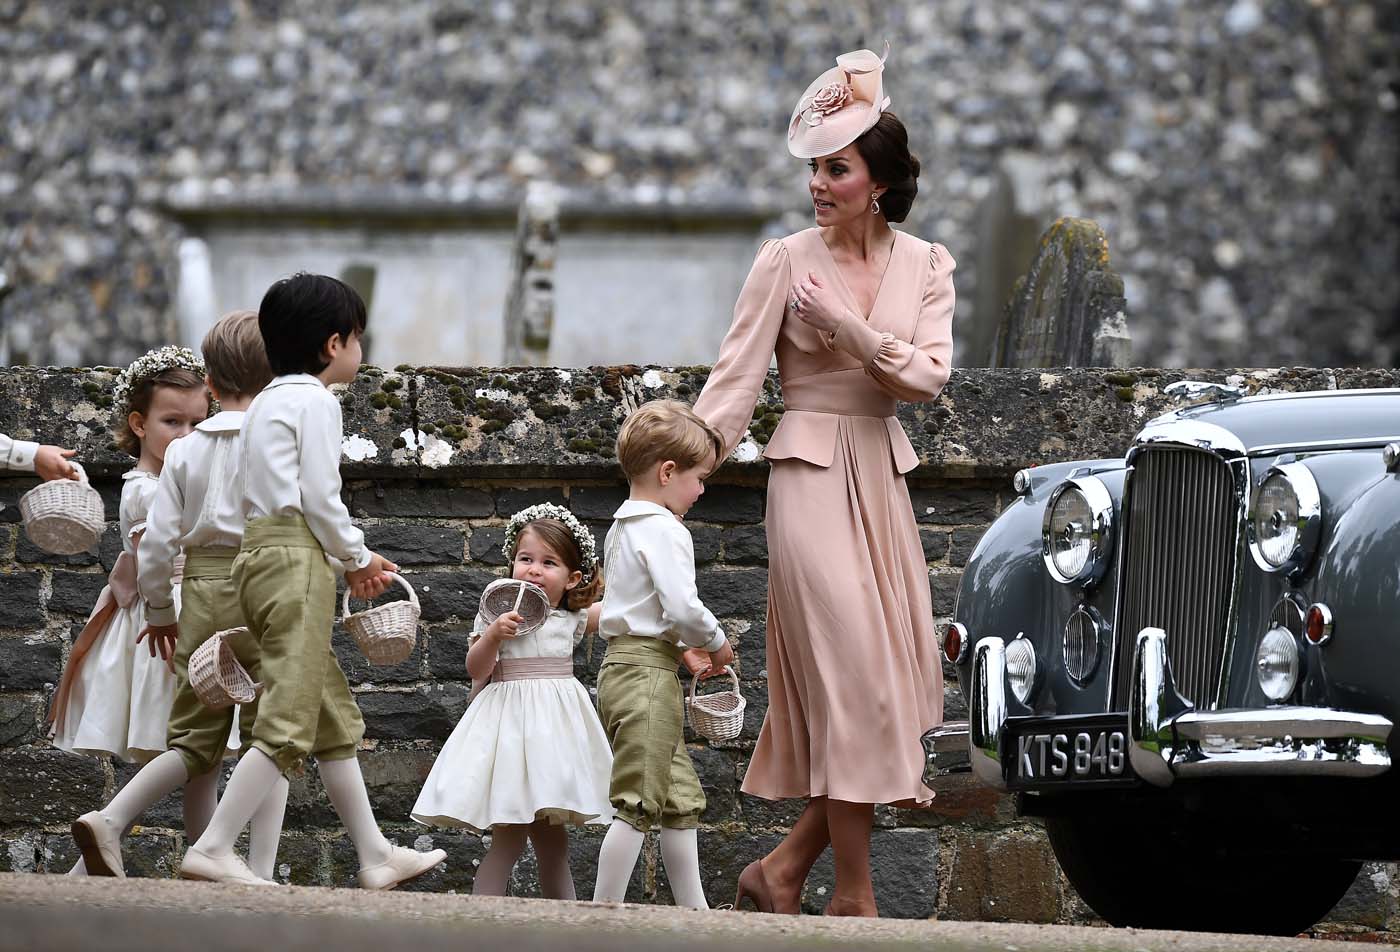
478, 578, 552, 636
342, 572, 420, 665
685, 666, 745, 743
189, 627, 261, 710
19, 462, 104, 555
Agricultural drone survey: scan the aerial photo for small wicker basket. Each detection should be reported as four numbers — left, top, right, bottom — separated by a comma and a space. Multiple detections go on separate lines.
342, 572, 420, 666
189, 627, 261, 710
19, 462, 105, 555
685, 666, 745, 743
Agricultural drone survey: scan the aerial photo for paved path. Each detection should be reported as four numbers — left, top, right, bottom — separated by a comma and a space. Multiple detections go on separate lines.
0, 873, 1369, 952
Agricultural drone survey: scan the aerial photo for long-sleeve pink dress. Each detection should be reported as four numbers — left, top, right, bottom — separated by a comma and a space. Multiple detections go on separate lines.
694, 227, 954, 805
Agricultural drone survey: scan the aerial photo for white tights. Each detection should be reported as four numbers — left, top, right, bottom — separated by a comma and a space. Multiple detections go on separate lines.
592, 821, 708, 908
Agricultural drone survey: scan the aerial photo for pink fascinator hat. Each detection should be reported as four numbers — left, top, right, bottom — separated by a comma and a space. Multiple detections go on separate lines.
787, 44, 891, 159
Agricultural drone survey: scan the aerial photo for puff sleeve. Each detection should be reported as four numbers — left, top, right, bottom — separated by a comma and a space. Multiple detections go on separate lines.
830, 243, 955, 403
694, 239, 790, 460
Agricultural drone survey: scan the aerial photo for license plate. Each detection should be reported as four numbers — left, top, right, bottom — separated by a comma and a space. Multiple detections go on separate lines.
1004, 716, 1136, 789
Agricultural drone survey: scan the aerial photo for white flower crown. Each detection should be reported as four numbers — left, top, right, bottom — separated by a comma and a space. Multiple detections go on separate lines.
502, 503, 598, 583
113, 345, 206, 414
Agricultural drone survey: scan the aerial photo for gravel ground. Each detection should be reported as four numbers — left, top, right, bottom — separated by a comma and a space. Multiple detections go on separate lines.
0, 872, 1371, 952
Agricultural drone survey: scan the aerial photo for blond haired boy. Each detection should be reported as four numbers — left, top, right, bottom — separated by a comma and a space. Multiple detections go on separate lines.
69, 310, 288, 879
592, 399, 735, 909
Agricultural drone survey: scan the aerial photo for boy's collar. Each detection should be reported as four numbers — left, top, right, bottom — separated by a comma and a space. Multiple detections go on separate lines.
196, 410, 245, 433
613, 499, 676, 520
264, 373, 325, 389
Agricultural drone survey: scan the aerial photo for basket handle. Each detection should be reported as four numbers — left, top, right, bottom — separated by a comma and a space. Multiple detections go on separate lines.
68, 461, 89, 485
341, 571, 419, 621
688, 664, 740, 704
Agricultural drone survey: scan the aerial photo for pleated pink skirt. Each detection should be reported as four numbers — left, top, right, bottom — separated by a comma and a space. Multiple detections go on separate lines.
742, 414, 942, 805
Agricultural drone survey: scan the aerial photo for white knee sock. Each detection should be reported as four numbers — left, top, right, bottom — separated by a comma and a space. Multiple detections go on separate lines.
182, 768, 219, 843
592, 820, 644, 903
103, 750, 190, 831
191, 747, 281, 858
659, 827, 708, 909
248, 776, 289, 881
316, 755, 391, 868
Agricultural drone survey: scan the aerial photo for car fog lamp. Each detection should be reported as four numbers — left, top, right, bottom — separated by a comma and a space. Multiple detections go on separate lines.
1005, 637, 1037, 704
1062, 608, 1101, 683
1046, 489, 1093, 579
1255, 625, 1299, 702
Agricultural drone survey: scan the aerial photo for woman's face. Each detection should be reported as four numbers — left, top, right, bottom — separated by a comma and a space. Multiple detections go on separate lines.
808, 145, 883, 226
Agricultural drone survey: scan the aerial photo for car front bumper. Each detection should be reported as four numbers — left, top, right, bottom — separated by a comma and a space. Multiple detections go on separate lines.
924, 628, 1394, 791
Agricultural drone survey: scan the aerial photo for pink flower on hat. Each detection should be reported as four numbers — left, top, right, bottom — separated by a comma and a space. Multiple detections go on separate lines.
798, 83, 854, 127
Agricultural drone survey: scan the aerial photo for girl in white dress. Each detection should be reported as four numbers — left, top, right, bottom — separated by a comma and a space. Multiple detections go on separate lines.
49, 347, 210, 774
412, 504, 613, 899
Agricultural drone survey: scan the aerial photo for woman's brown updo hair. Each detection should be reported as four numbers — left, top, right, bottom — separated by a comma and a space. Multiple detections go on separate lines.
854, 112, 920, 224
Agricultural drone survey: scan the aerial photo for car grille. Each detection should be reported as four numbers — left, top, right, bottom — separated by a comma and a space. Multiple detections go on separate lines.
1114, 446, 1239, 710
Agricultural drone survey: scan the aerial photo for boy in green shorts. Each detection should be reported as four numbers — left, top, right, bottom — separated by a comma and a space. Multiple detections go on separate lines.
69, 309, 286, 879
179, 273, 445, 888
592, 400, 735, 909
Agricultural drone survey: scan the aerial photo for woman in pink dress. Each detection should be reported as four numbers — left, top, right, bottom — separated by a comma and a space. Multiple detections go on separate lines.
694, 47, 953, 917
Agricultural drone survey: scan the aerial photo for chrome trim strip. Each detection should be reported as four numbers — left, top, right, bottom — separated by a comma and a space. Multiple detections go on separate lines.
920, 720, 971, 786
969, 637, 1008, 790
1249, 436, 1400, 456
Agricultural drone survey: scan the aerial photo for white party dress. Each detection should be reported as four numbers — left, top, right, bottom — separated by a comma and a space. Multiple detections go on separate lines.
412, 608, 614, 832
51, 470, 179, 763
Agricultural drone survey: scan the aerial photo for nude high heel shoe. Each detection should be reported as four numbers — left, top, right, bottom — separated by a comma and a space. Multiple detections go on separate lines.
734, 860, 778, 914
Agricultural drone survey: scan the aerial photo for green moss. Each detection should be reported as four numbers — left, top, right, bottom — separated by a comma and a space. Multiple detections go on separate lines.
442, 424, 469, 440
491, 375, 508, 389
1115, 386, 1136, 402
394, 363, 413, 372
447, 385, 464, 396
599, 444, 615, 458
81, 381, 101, 394
589, 427, 604, 439
481, 419, 508, 434
420, 423, 436, 434
392, 437, 407, 449
675, 384, 692, 396
531, 401, 568, 420
388, 395, 403, 410
568, 438, 598, 453
1103, 371, 1138, 386
380, 378, 403, 392
95, 395, 113, 408
572, 387, 594, 402
370, 393, 390, 410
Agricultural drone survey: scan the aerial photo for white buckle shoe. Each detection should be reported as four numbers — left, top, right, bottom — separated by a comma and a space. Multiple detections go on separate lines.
357, 845, 447, 890
71, 812, 125, 878
179, 846, 277, 886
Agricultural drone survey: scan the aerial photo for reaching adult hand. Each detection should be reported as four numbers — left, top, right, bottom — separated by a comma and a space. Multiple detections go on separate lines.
35, 445, 78, 481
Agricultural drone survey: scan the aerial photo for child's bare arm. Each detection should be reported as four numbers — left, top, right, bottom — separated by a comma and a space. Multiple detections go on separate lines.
465, 612, 522, 682
584, 601, 602, 636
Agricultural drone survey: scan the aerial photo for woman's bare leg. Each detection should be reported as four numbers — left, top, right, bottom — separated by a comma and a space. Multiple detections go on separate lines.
756, 796, 830, 912
825, 799, 877, 916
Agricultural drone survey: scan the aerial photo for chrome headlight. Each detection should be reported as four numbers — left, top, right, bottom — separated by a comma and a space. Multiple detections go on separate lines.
1042, 476, 1114, 586
1005, 637, 1037, 704
1249, 462, 1321, 576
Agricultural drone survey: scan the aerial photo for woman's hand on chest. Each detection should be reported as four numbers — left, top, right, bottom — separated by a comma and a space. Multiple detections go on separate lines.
790, 271, 849, 335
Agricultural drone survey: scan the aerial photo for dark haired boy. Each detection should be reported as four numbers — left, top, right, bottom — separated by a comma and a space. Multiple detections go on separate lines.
181, 273, 446, 888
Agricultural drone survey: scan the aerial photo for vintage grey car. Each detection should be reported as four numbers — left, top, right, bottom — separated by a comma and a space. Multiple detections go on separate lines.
928, 382, 1400, 935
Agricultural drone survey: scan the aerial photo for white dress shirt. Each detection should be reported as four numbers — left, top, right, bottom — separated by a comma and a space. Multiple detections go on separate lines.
241, 374, 370, 572
597, 500, 727, 652
138, 411, 248, 626
1, 432, 38, 471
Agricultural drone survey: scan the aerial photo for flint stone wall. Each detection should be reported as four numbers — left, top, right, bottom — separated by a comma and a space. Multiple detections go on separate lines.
2, 364, 1400, 934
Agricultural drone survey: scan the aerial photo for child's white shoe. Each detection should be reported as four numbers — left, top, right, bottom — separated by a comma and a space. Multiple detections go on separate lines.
357, 845, 447, 890
71, 812, 125, 878
179, 846, 276, 886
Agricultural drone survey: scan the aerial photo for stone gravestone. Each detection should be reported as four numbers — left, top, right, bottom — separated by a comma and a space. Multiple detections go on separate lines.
502, 181, 560, 366
992, 217, 1131, 367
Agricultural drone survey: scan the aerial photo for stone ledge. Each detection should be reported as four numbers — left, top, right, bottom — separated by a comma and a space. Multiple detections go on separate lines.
4, 365, 1397, 480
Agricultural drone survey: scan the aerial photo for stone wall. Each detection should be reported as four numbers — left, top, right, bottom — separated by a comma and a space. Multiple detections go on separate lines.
2, 364, 1400, 934
2, 1, 1397, 369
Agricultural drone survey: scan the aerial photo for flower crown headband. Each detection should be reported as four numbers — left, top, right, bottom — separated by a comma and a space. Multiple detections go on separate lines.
502, 503, 598, 583
112, 345, 206, 415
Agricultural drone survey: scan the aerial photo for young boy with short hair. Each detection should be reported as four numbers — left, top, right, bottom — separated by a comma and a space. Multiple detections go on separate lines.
592, 399, 735, 909
69, 309, 288, 879
180, 273, 446, 888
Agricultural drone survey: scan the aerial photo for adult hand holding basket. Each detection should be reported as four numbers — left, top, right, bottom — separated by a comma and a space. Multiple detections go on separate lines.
685, 665, 746, 743
342, 572, 420, 665
19, 461, 104, 555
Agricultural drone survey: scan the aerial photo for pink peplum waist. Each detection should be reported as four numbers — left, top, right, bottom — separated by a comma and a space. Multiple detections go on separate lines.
492, 657, 574, 682
780, 370, 897, 417
763, 371, 919, 474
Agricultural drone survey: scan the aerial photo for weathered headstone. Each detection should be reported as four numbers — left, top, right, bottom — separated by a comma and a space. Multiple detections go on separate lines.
992, 217, 1131, 367
502, 181, 560, 366
969, 153, 1051, 367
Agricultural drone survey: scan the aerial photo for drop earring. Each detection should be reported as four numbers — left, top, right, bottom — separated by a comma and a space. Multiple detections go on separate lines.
870, 194, 881, 216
